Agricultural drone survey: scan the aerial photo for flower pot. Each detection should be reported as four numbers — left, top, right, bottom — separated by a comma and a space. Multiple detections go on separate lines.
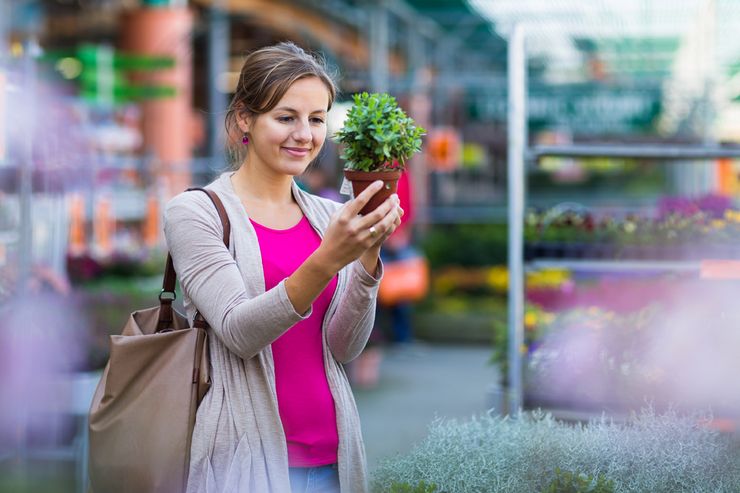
343, 169, 402, 216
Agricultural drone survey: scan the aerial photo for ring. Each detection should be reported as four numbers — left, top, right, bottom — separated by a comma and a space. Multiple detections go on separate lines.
369, 226, 377, 237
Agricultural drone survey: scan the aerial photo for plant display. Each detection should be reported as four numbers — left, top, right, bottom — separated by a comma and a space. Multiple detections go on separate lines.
432, 265, 571, 298
334, 92, 425, 172
524, 194, 740, 260
524, 278, 740, 416
371, 409, 740, 493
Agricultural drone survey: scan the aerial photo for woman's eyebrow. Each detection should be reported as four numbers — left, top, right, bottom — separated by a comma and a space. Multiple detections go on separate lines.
274, 106, 327, 114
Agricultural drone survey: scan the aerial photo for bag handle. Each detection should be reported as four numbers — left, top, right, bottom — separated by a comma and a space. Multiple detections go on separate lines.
157, 188, 231, 332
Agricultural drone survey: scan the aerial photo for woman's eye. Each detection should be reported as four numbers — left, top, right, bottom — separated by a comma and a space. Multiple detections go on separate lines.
311, 117, 325, 125
277, 116, 293, 123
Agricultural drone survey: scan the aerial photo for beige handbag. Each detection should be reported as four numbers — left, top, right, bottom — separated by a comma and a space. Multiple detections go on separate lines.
88, 188, 230, 493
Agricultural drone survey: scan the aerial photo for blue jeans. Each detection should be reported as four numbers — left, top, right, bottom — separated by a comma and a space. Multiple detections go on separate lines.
289, 464, 340, 493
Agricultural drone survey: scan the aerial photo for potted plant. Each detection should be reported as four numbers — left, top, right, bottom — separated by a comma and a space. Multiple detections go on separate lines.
334, 92, 425, 215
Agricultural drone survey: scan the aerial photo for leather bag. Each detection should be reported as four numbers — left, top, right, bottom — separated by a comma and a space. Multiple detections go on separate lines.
88, 188, 230, 493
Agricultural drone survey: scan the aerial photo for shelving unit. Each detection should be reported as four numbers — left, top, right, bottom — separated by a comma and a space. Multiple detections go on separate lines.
506, 26, 740, 432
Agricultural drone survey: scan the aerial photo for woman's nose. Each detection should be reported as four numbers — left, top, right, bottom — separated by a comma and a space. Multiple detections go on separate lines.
293, 120, 312, 142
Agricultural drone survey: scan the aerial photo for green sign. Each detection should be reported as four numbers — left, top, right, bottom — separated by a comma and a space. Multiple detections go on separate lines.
42, 44, 176, 105
467, 83, 662, 134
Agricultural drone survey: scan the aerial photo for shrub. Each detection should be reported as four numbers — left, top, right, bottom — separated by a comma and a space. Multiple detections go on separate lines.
421, 223, 508, 269
387, 481, 439, 493
543, 468, 615, 493
371, 408, 740, 493
333, 92, 425, 172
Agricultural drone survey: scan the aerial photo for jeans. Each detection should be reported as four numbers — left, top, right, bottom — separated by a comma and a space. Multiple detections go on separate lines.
289, 464, 340, 493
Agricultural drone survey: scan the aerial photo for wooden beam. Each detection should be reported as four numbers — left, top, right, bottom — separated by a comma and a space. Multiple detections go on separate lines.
194, 0, 405, 75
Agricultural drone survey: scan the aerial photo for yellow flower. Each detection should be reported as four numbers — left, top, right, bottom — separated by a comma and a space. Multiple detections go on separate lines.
711, 219, 726, 229
486, 266, 509, 292
724, 210, 740, 223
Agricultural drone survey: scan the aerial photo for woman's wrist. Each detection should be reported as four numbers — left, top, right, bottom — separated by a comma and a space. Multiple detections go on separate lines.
359, 247, 381, 277
308, 246, 342, 279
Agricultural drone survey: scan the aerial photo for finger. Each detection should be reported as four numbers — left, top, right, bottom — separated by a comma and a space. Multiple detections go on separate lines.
355, 194, 398, 229
344, 180, 385, 217
371, 207, 400, 241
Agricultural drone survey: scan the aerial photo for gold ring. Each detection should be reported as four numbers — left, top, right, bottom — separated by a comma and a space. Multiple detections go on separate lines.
369, 226, 377, 237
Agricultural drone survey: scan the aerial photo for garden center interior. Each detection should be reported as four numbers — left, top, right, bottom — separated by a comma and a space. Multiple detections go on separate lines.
2, 1, 740, 492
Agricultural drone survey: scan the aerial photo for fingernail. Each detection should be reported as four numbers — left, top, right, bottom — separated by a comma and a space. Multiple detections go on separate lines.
375, 180, 384, 187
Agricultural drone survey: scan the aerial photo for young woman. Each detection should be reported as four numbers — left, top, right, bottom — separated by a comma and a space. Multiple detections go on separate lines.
164, 42, 402, 493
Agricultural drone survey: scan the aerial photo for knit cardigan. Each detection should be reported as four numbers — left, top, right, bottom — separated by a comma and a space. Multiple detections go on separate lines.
163, 172, 381, 493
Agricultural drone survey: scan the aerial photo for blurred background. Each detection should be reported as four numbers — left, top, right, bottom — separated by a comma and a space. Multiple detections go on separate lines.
1, 0, 740, 491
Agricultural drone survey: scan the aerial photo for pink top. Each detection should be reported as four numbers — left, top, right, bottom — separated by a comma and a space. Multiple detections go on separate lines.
250, 215, 339, 467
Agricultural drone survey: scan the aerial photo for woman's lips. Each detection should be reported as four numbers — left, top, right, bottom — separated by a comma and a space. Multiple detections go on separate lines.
283, 147, 311, 157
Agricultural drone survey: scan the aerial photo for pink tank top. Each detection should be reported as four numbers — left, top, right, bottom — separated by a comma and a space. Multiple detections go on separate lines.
250, 215, 339, 467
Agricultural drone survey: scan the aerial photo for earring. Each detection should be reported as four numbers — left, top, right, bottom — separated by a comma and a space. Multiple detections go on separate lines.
242, 134, 249, 145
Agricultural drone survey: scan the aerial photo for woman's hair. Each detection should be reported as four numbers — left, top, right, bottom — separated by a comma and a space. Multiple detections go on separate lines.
225, 41, 337, 167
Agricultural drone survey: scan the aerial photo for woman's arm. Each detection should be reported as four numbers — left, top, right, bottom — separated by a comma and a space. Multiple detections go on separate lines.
283, 181, 399, 314
164, 182, 399, 361
325, 259, 384, 363
165, 192, 310, 361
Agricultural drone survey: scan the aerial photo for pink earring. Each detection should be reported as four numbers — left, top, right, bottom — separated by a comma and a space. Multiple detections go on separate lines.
242, 134, 249, 145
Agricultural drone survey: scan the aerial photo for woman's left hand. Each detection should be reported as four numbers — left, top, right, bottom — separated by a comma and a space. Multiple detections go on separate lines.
359, 202, 404, 275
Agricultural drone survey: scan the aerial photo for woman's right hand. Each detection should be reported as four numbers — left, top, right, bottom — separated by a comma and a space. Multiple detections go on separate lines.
315, 180, 402, 274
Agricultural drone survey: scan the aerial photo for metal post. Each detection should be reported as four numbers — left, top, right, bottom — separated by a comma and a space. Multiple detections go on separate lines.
369, 1, 389, 94
18, 38, 38, 294
507, 24, 526, 415
207, 2, 229, 164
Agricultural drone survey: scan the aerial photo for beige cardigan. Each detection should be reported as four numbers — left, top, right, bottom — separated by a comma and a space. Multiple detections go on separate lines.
164, 172, 381, 493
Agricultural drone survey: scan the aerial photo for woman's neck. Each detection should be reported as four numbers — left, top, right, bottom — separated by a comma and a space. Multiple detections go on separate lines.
230, 165, 294, 206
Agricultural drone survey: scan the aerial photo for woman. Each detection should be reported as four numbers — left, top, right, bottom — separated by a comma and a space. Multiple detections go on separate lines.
164, 42, 402, 493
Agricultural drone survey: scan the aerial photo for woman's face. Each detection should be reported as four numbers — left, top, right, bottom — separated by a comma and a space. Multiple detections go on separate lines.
241, 76, 330, 178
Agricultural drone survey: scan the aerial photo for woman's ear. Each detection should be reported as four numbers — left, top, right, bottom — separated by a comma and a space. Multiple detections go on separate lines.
235, 106, 251, 134
237, 115, 250, 134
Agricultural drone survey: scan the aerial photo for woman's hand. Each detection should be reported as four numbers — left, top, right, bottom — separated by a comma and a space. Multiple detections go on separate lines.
314, 180, 404, 275
285, 181, 403, 314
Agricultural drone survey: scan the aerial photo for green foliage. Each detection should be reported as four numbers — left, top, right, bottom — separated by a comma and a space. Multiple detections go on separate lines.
542, 468, 615, 493
421, 223, 508, 269
387, 480, 439, 493
371, 409, 740, 493
333, 92, 425, 171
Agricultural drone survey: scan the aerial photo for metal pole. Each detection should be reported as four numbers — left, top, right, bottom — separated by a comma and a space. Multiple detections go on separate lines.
207, 2, 229, 164
18, 38, 38, 294
369, 0, 389, 93
507, 24, 526, 415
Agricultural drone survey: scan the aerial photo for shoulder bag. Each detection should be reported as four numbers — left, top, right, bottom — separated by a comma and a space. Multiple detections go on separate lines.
88, 188, 230, 493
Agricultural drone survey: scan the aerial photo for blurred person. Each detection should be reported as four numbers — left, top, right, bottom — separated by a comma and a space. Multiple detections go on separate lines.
348, 169, 422, 389
164, 42, 403, 493
378, 168, 417, 345
301, 165, 344, 202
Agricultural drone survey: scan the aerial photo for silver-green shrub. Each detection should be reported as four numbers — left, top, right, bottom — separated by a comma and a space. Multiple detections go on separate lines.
371, 408, 740, 493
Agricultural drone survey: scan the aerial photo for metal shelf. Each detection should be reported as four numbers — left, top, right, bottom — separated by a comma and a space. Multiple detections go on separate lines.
527, 258, 702, 273
530, 144, 740, 160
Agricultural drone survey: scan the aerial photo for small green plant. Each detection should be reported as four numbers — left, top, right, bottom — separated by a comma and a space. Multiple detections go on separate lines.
333, 92, 425, 172
542, 468, 615, 493
388, 480, 439, 493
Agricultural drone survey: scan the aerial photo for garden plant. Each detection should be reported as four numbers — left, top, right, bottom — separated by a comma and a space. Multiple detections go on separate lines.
371, 408, 740, 493
334, 92, 424, 214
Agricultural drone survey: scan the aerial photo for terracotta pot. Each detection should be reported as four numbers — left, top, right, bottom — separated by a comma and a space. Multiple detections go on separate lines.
343, 169, 402, 216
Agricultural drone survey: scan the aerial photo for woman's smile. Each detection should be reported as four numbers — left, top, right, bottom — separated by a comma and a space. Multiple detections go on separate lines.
282, 146, 312, 158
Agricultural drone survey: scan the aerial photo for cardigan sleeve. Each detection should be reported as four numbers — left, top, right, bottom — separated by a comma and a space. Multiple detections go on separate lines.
326, 258, 383, 363
163, 191, 311, 361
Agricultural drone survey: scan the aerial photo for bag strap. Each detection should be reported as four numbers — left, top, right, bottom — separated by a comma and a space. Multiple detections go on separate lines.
157, 188, 231, 332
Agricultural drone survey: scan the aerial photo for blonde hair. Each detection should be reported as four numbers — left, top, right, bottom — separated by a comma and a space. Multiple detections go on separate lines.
225, 42, 337, 168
